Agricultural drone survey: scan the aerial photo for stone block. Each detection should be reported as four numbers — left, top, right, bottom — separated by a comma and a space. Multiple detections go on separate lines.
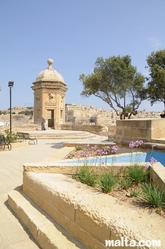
37, 223, 60, 249
22, 184, 31, 198
23, 186, 46, 211
24, 172, 75, 221
23, 172, 35, 189
150, 163, 165, 193
51, 195, 75, 221
65, 216, 105, 249
116, 119, 165, 144
45, 202, 66, 229
8, 191, 40, 243
75, 208, 110, 243
32, 180, 53, 205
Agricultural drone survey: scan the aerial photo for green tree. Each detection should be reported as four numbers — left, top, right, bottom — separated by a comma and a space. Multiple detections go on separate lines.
80, 56, 146, 119
146, 49, 165, 112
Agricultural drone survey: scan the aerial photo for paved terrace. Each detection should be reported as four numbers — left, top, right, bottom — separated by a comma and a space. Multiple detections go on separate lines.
0, 132, 108, 249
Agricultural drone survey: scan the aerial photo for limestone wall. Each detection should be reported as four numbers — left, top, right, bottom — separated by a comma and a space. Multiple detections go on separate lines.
12, 124, 41, 132
113, 119, 165, 144
65, 104, 117, 125
95, 115, 115, 125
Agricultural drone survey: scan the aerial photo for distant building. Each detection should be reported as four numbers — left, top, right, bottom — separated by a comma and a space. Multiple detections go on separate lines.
65, 103, 117, 125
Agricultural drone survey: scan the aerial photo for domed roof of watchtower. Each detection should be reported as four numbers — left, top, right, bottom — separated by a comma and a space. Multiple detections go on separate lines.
35, 59, 65, 83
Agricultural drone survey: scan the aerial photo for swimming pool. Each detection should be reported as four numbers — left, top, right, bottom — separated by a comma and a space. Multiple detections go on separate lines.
61, 151, 165, 166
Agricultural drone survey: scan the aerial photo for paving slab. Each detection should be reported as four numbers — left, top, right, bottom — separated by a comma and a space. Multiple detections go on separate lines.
0, 139, 63, 248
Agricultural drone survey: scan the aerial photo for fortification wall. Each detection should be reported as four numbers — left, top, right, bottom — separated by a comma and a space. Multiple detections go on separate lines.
113, 119, 165, 144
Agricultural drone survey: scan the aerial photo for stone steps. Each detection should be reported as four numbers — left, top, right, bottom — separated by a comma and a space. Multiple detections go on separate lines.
27, 131, 96, 140
15, 172, 109, 249
8, 188, 86, 249
8, 172, 165, 248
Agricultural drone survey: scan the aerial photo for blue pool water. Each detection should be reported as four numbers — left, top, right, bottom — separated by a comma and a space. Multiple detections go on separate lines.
62, 151, 165, 166
145, 151, 165, 166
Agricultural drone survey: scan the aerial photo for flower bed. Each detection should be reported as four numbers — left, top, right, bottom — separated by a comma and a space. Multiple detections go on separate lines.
65, 140, 165, 217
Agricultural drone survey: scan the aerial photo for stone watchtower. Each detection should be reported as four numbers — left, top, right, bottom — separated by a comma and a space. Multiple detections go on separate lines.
31, 59, 67, 129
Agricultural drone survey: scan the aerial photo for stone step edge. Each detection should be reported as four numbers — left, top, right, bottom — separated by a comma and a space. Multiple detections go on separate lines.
27, 133, 97, 140
34, 136, 96, 140
8, 189, 86, 249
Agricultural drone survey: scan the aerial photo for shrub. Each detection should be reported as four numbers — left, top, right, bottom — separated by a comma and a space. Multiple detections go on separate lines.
139, 183, 165, 207
119, 177, 132, 190
99, 172, 118, 193
130, 187, 141, 197
4, 129, 18, 143
75, 166, 97, 187
125, 164, 148, 184
76, 145, 82, 151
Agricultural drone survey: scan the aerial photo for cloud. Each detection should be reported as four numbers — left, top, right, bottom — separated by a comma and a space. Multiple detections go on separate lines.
148, 37, 164, 49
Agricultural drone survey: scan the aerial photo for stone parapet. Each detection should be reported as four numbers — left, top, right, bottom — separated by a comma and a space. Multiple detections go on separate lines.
113, 119, 165, 144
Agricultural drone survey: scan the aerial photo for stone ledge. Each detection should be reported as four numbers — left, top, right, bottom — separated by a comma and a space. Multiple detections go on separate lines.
150, 162, 165, 194
23, 162, 131, 175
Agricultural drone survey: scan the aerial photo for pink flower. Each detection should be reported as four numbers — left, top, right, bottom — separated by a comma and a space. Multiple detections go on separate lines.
129, 141, 135, 148
112, 145, 118, 153
150, 157, 157, 165
129, 140, 143, 148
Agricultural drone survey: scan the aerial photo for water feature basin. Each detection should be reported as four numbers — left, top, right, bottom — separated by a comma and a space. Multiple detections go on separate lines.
59, 151, 165, 167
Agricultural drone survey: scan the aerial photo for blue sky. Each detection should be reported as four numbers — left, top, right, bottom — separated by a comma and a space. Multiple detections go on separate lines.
0, 0, 165, 111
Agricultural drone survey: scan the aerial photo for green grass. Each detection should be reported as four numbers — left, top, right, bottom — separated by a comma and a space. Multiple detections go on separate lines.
119, 177, 132, 190
73, 155, 165, 215
99, 172, 118, 193
125, 164, 148, 184
139, 183, 165, 207
75, 166, 97, 187
76, 145, 82, 151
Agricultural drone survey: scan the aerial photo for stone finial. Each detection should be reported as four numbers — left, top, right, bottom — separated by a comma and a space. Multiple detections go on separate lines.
47, 58, 54, 69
